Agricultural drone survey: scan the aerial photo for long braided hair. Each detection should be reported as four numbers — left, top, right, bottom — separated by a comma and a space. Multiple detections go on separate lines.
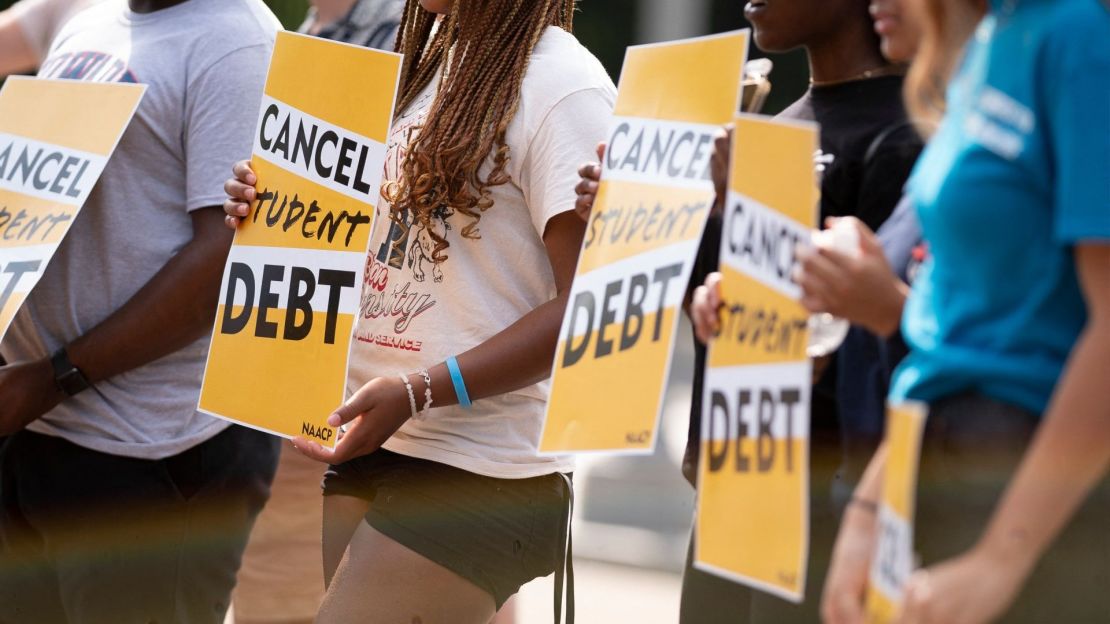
383, 0, 576, 264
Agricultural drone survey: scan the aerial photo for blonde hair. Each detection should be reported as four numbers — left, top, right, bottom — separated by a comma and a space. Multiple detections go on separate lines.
904, 0, 985, 136
383, 0, 576, 263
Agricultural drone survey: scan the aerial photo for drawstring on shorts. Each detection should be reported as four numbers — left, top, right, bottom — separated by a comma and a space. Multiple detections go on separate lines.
554, 473, 574, 624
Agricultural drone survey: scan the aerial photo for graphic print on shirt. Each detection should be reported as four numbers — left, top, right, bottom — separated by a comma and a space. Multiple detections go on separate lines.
38, 51, 139, 83
357, 87, 442, 352
964, 85, 1034, 161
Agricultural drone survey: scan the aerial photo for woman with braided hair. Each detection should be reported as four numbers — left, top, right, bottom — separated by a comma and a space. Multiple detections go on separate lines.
224, 0, 615, 622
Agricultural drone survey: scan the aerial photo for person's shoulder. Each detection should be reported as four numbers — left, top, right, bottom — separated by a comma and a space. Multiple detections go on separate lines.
198, 0, 280, 43
1041, 0, 1110, 28
1037, 0, 1110, 66
182, 0, 280, 75
522, 26, 616, 107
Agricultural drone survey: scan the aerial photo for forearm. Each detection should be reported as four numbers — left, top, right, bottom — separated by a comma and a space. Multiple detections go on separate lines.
415, 291, 568, 409
974, 324, 1110, 574
0, 11, 39, 76
67, 209, 232, 382
867, 279, 910, 338
854, 442, 888, 503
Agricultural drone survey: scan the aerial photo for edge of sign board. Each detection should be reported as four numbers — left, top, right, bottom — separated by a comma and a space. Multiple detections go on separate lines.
691, 558, 806, 604
197, 406, 304, 446
277, 29, 404, 61
614, 29, 751, 120
733, 111, 818, 133
3, 76, 148, 157
623, 28, 752, 52
536, 444, 657, 459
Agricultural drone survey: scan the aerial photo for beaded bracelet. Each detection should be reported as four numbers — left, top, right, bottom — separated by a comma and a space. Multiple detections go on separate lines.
418, 368, 433, 420
398, 373, 418, 420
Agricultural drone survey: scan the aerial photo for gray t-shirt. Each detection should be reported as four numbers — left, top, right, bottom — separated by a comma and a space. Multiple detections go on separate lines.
299, 0, 402, 50
0, 0, 279, 460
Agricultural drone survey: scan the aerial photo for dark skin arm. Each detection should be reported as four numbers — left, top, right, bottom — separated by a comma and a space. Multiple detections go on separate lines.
0, 207, 233, 434
294, 210, 585, 464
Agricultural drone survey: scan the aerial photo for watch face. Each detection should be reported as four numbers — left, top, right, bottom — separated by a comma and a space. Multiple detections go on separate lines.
51, 350, 90, 396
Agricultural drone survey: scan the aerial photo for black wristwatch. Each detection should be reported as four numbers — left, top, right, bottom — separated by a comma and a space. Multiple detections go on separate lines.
50, 347, 91, 397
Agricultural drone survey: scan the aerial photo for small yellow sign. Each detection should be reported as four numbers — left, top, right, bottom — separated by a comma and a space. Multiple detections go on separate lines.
540, 30, 750, 454
199, 32, 402, 447
866, 402, 928, 622
694, 115, 818, 602
0, 77, 144, 341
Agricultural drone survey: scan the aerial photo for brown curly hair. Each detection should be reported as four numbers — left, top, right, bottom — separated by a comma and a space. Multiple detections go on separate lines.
382, 0, 577, 264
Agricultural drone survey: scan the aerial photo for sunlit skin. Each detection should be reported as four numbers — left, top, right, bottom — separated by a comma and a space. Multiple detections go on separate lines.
419, 0, 453, 14
870, 0, 921, 62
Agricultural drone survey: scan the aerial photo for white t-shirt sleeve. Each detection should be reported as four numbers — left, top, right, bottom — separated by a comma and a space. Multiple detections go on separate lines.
183, 43, 272, 212
518, 87, 614, 237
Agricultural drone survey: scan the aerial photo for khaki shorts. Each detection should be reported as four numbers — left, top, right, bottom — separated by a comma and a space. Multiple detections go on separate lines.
232, 441, 326, 623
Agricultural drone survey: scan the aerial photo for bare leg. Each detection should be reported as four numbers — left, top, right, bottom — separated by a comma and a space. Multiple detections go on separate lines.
489, 595, 517, 624
321, 494, 371, 589
316, 522, 496, 624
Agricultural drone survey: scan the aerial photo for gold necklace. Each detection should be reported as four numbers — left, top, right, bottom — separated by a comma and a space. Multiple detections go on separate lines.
809, 64, 905, 87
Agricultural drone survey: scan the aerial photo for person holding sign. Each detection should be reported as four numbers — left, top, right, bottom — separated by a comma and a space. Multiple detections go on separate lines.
822, 0, 1110, 622
579, 2, 921, 622
223, 0, 615, 621
230, 6, 407, 624
0, 1, 282, 622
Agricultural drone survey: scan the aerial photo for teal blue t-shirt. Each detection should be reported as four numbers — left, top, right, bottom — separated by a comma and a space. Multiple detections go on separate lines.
891, 0, 1110, 414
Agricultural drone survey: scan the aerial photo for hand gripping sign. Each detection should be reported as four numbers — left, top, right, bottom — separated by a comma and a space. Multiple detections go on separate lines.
199, 32, 402, 447
695, 115, 818, 602
540, 30, 750, 455
866, 402, 927, 623
0, 77, 144, 341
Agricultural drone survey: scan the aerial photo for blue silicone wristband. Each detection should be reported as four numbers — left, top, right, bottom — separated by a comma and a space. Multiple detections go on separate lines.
446, 356, 472, 409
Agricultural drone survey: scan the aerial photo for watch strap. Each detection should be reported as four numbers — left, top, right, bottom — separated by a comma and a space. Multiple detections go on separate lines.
50, 347, 91, 397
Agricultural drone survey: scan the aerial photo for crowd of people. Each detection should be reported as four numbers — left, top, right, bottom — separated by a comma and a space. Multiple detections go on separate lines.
0, 0, 1106, 623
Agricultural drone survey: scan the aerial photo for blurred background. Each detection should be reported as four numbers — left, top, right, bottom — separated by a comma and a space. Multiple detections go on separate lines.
0, 0, 812, 620
255, 0, 810, 114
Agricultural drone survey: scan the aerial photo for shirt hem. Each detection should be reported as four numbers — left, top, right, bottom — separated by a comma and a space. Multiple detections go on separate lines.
381, 438, 575, 479
25, 417, 233, 460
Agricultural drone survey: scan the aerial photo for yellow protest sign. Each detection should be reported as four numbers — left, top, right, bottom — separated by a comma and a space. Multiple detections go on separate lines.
866, 402, 928, 622
199, 32, 402, 447
0, 77, 144, 340
694, 115, 818, 602
540, 30, 750, 454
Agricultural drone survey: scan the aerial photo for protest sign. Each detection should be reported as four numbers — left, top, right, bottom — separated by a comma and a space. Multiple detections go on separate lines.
695, 115, 818, 601
199, 32, 402, 447
866, 402, 927, 623
0, 77, 144, 340
540, 30, 749, 454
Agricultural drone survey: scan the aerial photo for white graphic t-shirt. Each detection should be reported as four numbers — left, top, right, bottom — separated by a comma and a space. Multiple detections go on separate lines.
348, 26, 615, 478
